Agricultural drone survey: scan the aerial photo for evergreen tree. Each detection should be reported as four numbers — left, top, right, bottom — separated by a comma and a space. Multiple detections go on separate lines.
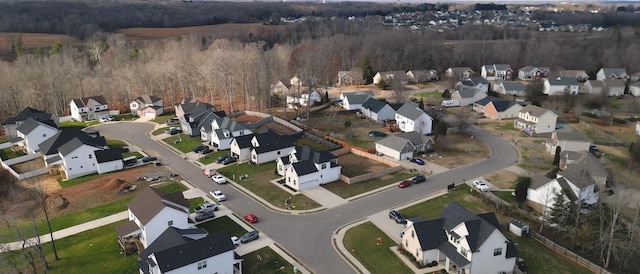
514, 176, 531, 206
418, 98, 424, 110
553, 146, 562, 167
442, 89, 451, 99
360, 56, 375, 84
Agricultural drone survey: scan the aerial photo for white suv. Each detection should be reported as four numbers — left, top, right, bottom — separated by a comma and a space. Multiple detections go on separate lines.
472, 180, 490, 192
195, 202, 219, 213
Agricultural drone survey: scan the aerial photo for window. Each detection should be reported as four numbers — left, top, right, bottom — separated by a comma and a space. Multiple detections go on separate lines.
405, 240, 408, 248
43, 133, 47, 137
493, 247, 502, 256
197, 260, 207, 270
460, 247, 467, 257
277, 151, 281, 155
168, 220, 173, 226
80, 166, 83, 169
321, 163, 327, 169
89, 154, 92, 159
411, 231, 415, 238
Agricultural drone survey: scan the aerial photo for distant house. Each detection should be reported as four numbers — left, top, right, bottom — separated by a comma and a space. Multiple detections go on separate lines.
481, 64, 512, 80
1, 107, 59, 140
271, 80, 291, 96
174, 98, 214, 120
338, 69, 364, 86
342, 93, 373, 111
558, 70, 590, 82
514, 105, 558, 135
373, 71, 409, 87
518, 66, 550, 81
483, 101, 522, 120
494, 81, 527, 97
636, 121, 640, 135
406, 69, 439, 83
400, 202, 517, 273
629, 82, 640, 97
276, 146, 341, 191
603, 79, 626, 97
527, 169, 599, 214
596, 68, 629, 81
130, 95, 163, 118
444, 67, 474, 81
545, 129, 592, 154
14, 118, 59, 154
300, 89, 322, 106
70, 95, 110, 122
375, 131, 434, 160
182, 108, 225, 137
472, 96, 504, 114
542, 77, 579, 95
582, 80, 605, 95
395, 103, 433, 135
206, 117, 251, 150
230, 134, 254, 162
450, 86, 487, 106
361, 98, 396, 122
249, 130, 296, 165
457, 77, 489, 94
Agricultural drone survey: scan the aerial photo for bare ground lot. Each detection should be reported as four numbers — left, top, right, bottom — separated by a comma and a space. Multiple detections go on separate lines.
483, 170, 519, 189
424, 133, 490, 169
338, 153, 391, 177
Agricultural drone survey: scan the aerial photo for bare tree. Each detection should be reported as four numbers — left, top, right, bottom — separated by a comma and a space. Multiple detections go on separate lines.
24, 178, 59, 262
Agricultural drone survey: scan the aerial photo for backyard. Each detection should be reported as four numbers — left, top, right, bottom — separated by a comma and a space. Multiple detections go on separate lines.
322, 170, 415, 199
0, 146, 26, 160
338, 153, 391, 177
9, 157, 45, 173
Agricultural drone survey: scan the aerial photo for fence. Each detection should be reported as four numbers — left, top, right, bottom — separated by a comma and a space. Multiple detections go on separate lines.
529, 232, 613, 274
340, 166, 403, 184
0, 142, 11, 149
579, 120, 627, 146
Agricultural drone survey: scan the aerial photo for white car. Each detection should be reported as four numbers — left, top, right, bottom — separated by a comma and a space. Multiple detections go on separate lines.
472, 180, 490, 192
211, 175, 227, 184
230, 236, 240, 246
195, 202, 219, 213
210, 190, 227, 202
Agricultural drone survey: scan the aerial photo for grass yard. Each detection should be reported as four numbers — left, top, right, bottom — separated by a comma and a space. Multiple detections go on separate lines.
58, 173, 109, 188
295, 136, 331, 151
188, 197, 205, 213
412, 91, 442, 98
154, 182, 188, 193
46, 221, 138, 274
59, 120, 100, 129
106, 139, 127, 149
162, 134, 203, 153
338, 153, 390, 177
113, 113, 136, 121
217, 162, 321, 210
322, 170, 415, 199
152, 113, 176, 124
493, 191, 516, 204
198, 150, 228, 165
122, 151, 143, 159
511, 233, 591, 274
343, 222, 412, 274
516, 145, 554, 172
483, 170, 519, 189
242, 246, 295, 274
0, 135, 7, 143
197, 215, 247, 239
0, 146, 26, 160
430, 133, 490, 169
151, 126, 169, 136
9, 157, 45, 173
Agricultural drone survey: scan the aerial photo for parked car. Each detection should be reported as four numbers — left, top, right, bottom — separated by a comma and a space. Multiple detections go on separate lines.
240, 230, 260, 243
589, 145, 599, 153
192, 145, 207, 153
410, 157, 425, 165
244, 213, 259, 223
473, 180, 490, 192
398, 180, 412, 188
368, 131, 387, 137
195, 202, 219, 213
410, 97, 419, 103
389, 210, 406, 224
200, 147, 213, 154
411, 174, 426, 184
211, 175, 227, 184
230, 236, 240, 246
215, 155, 231, 164
221, 156, 237, 165
99, 117, 109, 122
210, 190, 227, 202
166, 118, 180, 125
141, 156, 157, 163
194, 211, 215, 222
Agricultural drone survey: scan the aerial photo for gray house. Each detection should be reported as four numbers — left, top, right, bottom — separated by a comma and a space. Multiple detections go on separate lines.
361, 98, 396, 122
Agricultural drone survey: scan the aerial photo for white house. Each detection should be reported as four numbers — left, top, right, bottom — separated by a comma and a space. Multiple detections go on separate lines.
629, 82, 640, 97
58, 138, 109, 180
342, 93, 373, 111
481, 64, 512, 80
300, 89, 322, 106
375, 131, 434, 160
270, 80, 291, 96
94, 148, 123, 175
395, 103, 433, 135
2, 107, 59, 140
249, 130, 296, 165
494, 81, 527, 97
558, 70, 590, 83
450, 86, 487, 106
130, 95, 163, 118
596, 68, 628, 81
542, 77, 580, 95
230, 134, 254, 162
184, 108, 223, 138
361, 98, 396, 122
373, 71, 409, 87
514, 105, 558, 135
401, 202, 517, 273
603, 79, 626, 97
206, 117, 250, 150
115, 187, 191, 251
636, 121, 640, 135
457, 77, 489, 94
483, 101, 522, 120
15, 118, 58, 154
338, 69, 364, 86
277, 146, 341, 191
545, 129, 592, 154
527, 171, 599, 215
406, 69, 439, 83
38, 128, 106, 167
559, 150, 608, 191
518, 66, 550, 81
582, 80, 605, 95
444, 67, 474, 81
70, 95, 110, 122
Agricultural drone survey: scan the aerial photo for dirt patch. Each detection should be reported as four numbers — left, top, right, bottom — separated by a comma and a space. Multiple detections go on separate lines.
9, 158, 46, 173
338, 153, 390, 177
483, 170, 519, 190
427, 133, 490, 169
233, 114, 263, 124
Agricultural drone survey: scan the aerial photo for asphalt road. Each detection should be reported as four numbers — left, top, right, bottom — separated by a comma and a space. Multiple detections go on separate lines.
90, 121, 518, 274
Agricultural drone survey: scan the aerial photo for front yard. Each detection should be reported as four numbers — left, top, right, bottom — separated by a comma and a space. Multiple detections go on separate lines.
162, 134, 203, 153
427, 132, 490, 169
343, 222, 412, 274
197, 215, 247, 240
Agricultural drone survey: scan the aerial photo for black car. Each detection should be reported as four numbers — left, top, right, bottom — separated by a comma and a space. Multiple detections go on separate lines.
194, 211, 215, 222
389, 210, 406, 224
368, 131, 387, 137
215, 155, 231, 164
411, 174, 426, 184
141, 156, 157, 163
240, 230, 260, 243
200, 148, 213, 154
221, 156, 237, 165
192, 145, 207, 153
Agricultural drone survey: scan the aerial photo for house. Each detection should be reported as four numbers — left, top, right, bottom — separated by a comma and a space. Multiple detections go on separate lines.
406, 69, 439, 83
270, 80, 291, 96
339, 90, 374, 100
14, 118, 59, 154
559, 150, 608, 191
558, 70, 590, 83
472, 96, 504, 114
38, 128, 106, 168
483, 101, 522, 120
248, 130, 296, 165
361, 98, 396, 122
457, 77, 489, 94
338, 69, 364, 86
130, 95, 163, 118
542, 77, 579, 95
629, 82, 640, 97
375, 131, 434, 160
450, 86, 487, 106
481, 64, 512, 80
300, 89, 322, 106
527, 169, 600, 214
174, 98, 214, 120
70, 95, 110, 122
290, 76, 303, 89
116, 187, 191, 251
400, 202, 517, 273
58, 137, 111, 180
373, 71, 409, 87
603, 79, 626, 97
342, 93, 373, 111
395, 103, 433, 135
229, 134, 254, 162
276, 146, 341, 191
182, 108, 225, 137
206, 117, 251, 150
596, 68, 629, 81
494, 81, 527, 97
2, 107, 59, 139
545, 129, 592, 154
514, 105, 558, 135
138, 229, 242, 274
444, 67, 474, 80
582, 80, 605, 95
94, 148, 123, 175
518, 66, 550, 81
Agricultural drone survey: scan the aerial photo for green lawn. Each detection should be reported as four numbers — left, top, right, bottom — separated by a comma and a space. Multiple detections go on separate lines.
152, 113, 176, 124
197, 215, 247, 239
399, 185, 479, 220
113, 113, 136, 121
154, 182, 188, 193
343, 222, 412, 274
121, 151, 143, 159
322, 171, 414, 199
295, 137, 331, 151
152, 127, 169, 136
218, 162, 321, 210
242, 246, 296, 274
106, 139, 127, 149
413, 91, 442, 98
493, 190, 516, 204
0, 146, 26, 160
46, 221, 138, 274
199, 150, 228, 165
493, 122, 516, 131
59, 120, 100, 129
189, 197, 205, 213
162, 134, 203, 153
58, 173, 109, 188
512, 233, 592, 274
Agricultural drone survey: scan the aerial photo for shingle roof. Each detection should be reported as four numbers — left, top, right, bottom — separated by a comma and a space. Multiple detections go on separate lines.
2, 107, 57, 126
134, 95, 162, 105
414, 218, 446, 250
474, 96, 504, 107
232, 134, 254, 149
588, 80, 605, 88
561, 151, 607, 179
603, 78, 625, 87
292, 161, 318, 176
344, 94, 372, 105
57, 137, 104, 156
601, 68, 627, 78
252, 131, 295, 154
494, 64, 512, 71
455, 87, 476, 98
294, 146, 336, 164
376, 135, 415, 152
559, 70, 588, 78
558, 166, 598, 189
519, 104, 555, 118
15, 117, 56, 135
127, 187, 189, 226
501, 81, 526, 92
396, 103, 431, 120
548, 77, 579, 86
470, 77, 488, 85
361, 98, 390, 113
139, 226, 209, 260
396, 131, 433, 147
519, 66, 536, 73
438, 202, 498, 252
94, 148, 123, 163
490, 100, 519, 112
438, 241, 471, 267
39, 128, 106, 156
72, 95, 107, 107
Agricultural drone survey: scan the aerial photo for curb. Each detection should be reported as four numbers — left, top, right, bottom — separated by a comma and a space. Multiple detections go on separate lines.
331, 218, 370, 274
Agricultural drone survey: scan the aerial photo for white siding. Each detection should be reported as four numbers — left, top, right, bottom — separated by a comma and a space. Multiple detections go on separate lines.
20, 125, 58, 153
62, 145, 100, 179
252, 147, 295, 165
141, 207, 190, 248
468, 230, 515, 274
97, 159, 123, 174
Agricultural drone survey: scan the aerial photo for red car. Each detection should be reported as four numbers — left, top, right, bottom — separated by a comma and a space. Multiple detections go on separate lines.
398, 180, 412, 188
244, 213, 259, 223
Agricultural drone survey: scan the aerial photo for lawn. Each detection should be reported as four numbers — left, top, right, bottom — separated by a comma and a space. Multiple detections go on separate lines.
154, 182, 188, 193
512, 233, 591, 274
217, 162, 321, 210
162, 134, 203, 153
322, 170, 414, 199
399, 185, 482, 220
121, 151, 143, 159
45, 221, 138, 274
0, 135, 7, 143
338, 153, 389, 177
198, 150, 228, 165
152, 113, 176, 124
113, 113, 136, 121
197, 215, 247, 239
242, 246, 295, 274
106, 139, 127, 149
58, 173, 109, 188
412, 91, 442, 98
493, 191, 516, 204
189, 197, 205, 213
59, 120, 100, 129
151, 126, 169, 136
0, 146, 26, 160
343, 222, 412, 274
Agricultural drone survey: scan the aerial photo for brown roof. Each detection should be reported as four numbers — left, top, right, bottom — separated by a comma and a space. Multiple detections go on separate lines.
519, 104, 555, 118
127, 187, 189, 226
115, 220, 139, 238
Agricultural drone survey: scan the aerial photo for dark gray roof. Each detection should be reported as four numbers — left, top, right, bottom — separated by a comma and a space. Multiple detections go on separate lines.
588, 80, 605, 88
215, 117, 249, 132
601, 68, 627, 78
558, 167, 597, 189
127, 187, 189, 226
438, 241, 471, 267
57, 137, 104, 156
501, 81, 526, 92
396, 131, 434, 147
252, 131, 295, 154
413, 218, 446, 250
361, 98, 390, 113
470, 77, 488, 85
548, 77, 579, 86
494, 64, 512, 71
438, 202, 498, 252
603, 79, 625, 87
474, 96, 504, 107
38, 128, 106, 156
94, 148, 123, 163
560, 151, 607, 179
134, 95, 162, 105
140, 226, 208, 260
294, 146, 336, 164
376, 135, 415, 152
72, 95, 107, 107
396, 103, 431, 120
455, 86, 477, 98
529, 174, 553, 189
344, 94, 372, 105
519, 104, 555, 118
506, 239, 518, 258
556, 177, 579, 201
15, 117, 56, 135
292, 161, 318, 176
2, 107, 57, 126
232, 134, 254, 149
490, 101, 519, 112
179, 100, 214, 116
555, 128, 591, 142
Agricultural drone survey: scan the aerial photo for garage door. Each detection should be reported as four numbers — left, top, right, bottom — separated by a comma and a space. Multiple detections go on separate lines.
144, 111, 155, 117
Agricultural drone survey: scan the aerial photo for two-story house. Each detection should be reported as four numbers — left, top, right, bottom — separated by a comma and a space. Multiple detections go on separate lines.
70, 95, 110, 122
395, 103, 433, 135
249, 130, 296, 165
596, 68, 629, 81
14, 117, 59, 154
271, 79, 291, 96
444, 67, 474, 81
483, 101, 522, 120
406, 69, 439, 83
450, 86, 488, 106
130, 95, 164, 118
481, 64, 512, 80
206, 117, 251, 150
338, 69, 364, 86
603, 79, 626, 97
375, 131, 434, 160
342, 93, 373, 111
361, 98, 396, 122
174, 98, 214, 119
517, 66, 550, 81
37, 128, 106, 170
373, 71, 409, 87
276, 146, 341, 191
514, 105, 558, 135
545, 129, 592, 154
543, 77, 580, 95
527, 168, 600, 214
230, 134, 255, 162
457, 77, 489, 94
401, 202, 517, 273
582, 80, 605, 95
182, 108, 225, 137
558, 70, 590, 83
57, 137, 112, 180
494, 81, 527, 97
2, 107, 59, 139
559, 150, 608, 191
